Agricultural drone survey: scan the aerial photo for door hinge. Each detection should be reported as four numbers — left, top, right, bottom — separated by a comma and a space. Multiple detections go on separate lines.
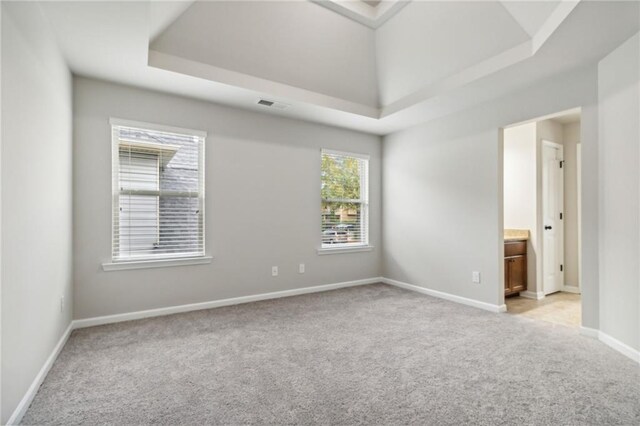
560, 264, 564, 272
559, 160, 564, 168
560, 212, 563, 220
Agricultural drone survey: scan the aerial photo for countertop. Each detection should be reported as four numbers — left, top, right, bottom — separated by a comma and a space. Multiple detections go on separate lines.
504, 229, 529, 241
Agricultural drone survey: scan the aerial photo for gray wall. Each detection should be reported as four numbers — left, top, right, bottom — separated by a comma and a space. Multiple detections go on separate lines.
597, 32, 639, 351
382, 66, 599, 320
73, 77, 382, 320
1, 3, 73, 422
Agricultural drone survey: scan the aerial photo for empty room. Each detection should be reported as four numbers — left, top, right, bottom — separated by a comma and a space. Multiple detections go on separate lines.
1, 1, 639, 425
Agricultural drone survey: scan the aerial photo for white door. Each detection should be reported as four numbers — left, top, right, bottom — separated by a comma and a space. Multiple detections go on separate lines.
542, 141, 564, 295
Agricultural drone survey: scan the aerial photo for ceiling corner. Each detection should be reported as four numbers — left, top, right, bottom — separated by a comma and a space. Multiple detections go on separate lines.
149, 0, 196, 42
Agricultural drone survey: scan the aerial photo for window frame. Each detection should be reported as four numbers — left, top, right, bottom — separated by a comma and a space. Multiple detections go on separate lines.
319, 149, 371, 253
106, 118, 209, 268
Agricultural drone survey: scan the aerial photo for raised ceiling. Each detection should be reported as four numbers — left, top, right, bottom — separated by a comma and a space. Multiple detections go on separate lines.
150, 0, 571, 115
38, 1, 640, 135
309, 0, 410, 28
151, 1, 380, 115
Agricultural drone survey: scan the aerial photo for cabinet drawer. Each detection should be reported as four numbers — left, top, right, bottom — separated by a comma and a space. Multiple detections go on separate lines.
505, 241, 526, 257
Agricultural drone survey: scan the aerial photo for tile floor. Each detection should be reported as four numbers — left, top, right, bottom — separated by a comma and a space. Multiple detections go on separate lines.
506, 292, 581, 327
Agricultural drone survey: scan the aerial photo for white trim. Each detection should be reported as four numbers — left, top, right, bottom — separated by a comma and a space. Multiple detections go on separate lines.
531, 0, 581, 52
381, 277, 507, 313
110, 119, 206, 263
6, 322, 74, 426
7, 277, 380, 423
520, 291, 546, 300
309, 0, 409, 29
102, 256, 213, 271
561, 285, 580, 294
383, 279, 636, 363
320, 149, 370, 249
317, 245, 374, 255
580, 327, 639, 364
109, 117, 207, 138
321, 148, 370, 161
0, 5, 3, 420
382, 40, 533, 118
8, 280, 637, 426
74, 277, 383, 328
576, 142, 582, 290
148, 50, 379, 119
598, 331, 640, 364
580, 326, 600, 339
542, 140, 563, 150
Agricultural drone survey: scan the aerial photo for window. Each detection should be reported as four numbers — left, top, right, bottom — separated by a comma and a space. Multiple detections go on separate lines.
111, 119, 206, 262
321, 150, 369, 248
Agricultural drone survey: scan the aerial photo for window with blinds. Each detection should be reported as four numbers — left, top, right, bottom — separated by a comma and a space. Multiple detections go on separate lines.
321, 150, 369, 248
111, 119, 206, 262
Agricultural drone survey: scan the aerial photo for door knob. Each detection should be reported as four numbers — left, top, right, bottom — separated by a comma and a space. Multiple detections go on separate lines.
545, 225, 552, 230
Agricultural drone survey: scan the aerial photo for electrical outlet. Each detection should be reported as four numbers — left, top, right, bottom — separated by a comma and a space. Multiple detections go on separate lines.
272, 266, 278, 277
60, 296, 65, 312
472, 271, 481, 283
299, 263, 305, 274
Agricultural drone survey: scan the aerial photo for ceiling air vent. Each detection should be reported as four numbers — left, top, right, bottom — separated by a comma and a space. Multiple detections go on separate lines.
256, 99, 290, 110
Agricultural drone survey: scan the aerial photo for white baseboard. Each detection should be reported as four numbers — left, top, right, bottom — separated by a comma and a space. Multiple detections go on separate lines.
598, 331, 640, 364
520, 291, 545, 300
580, 326, 639, 364
7, 322, 74, 425
561, 285, 581, 294
73, 277, 383, 329
9, 277, 636, 426
382, 279, 636, 363
381, 277, 506, 313
8, 277, 382, 424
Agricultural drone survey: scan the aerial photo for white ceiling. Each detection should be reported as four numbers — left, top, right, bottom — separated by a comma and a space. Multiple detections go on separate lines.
551, 110, 581, 124
310, 0, 410, 28
148, 1, 193, 41
151, 1, 380, 109
500, 1, 561, 37
375, 1, 531, 105
37, 1, 639, 135
149, 0, 575, 114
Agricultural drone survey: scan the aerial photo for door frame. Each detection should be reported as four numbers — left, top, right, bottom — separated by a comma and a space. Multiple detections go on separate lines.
542, 140, 565, 295
500, 106, 589, 328
576, 142, 582, 291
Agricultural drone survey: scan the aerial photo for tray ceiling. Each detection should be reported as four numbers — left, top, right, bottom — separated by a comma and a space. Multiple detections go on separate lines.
38, 0, 640, 134
149, 0, 577, 115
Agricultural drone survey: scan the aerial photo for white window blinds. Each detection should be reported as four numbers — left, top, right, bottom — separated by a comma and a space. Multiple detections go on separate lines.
111, 119, 206, 261
321, 150, 369, 248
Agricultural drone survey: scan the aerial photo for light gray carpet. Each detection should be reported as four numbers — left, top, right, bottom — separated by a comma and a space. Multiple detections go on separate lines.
22, 284, 639, 425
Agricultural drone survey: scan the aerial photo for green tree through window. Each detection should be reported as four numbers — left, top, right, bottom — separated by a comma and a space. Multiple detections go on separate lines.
321, 150, 369, 247
321, 154, 361, 202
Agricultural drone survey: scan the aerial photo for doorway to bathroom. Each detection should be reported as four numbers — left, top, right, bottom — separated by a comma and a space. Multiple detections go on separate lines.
501, 108, 582, 328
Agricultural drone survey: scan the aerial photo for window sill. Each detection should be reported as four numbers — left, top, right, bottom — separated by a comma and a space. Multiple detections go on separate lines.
102, 256, 213, 271
316, 245, 374, 255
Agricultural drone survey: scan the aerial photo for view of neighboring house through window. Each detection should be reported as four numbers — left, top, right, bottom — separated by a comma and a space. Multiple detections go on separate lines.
321, 149, 369, 248
111, 119, 206, 261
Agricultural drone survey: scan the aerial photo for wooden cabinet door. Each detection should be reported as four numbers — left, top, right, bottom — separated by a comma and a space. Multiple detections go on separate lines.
509, 256, 527, 293
504, 259, 511, 294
